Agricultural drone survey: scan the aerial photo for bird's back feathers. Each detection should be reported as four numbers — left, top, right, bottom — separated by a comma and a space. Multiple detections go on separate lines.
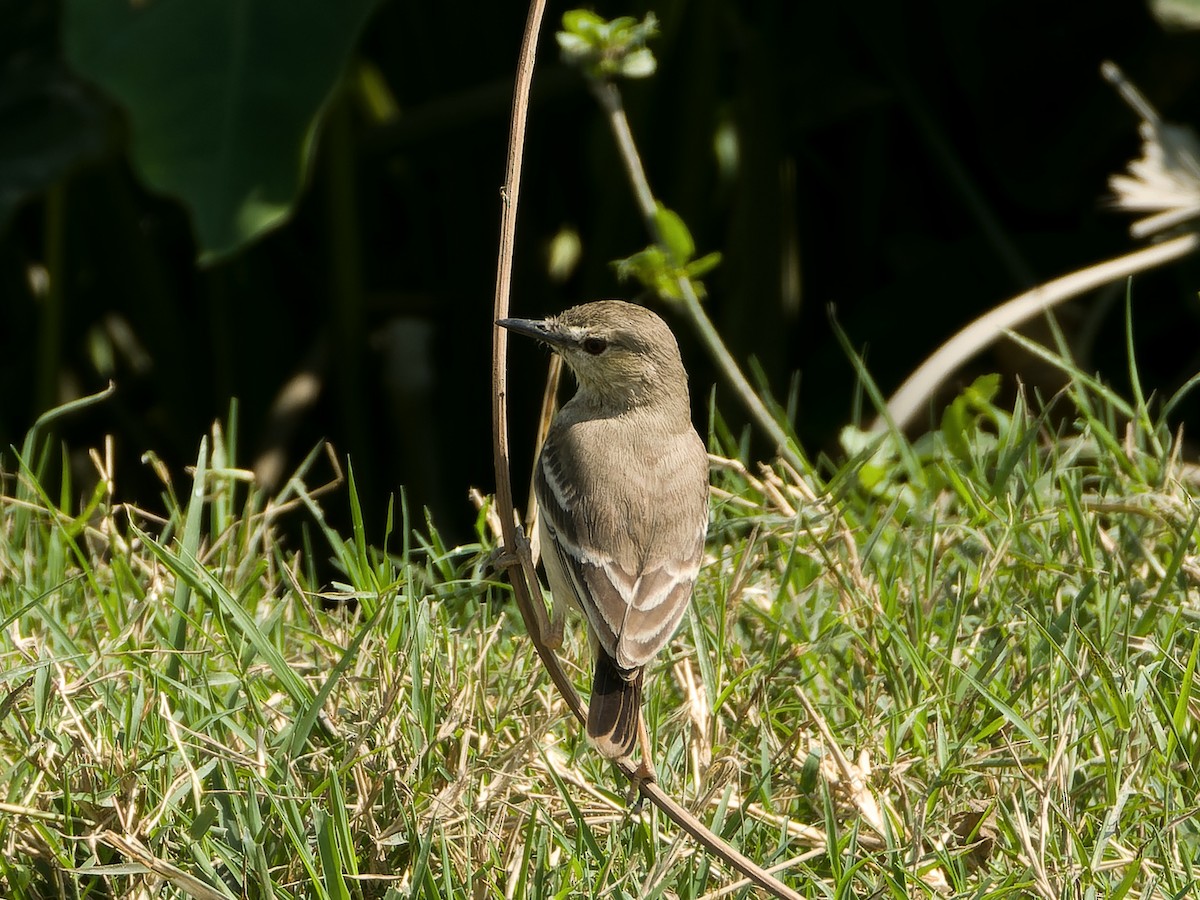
535, 408, 708, 671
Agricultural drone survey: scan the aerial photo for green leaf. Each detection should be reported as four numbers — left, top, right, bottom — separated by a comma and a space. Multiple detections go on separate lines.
686, 251, 722, 278
965, 372, 1001, 405
554, 32, 592, 60
557, 10, 659, 81
317, 806, 351, 900
612, 207, 721, 302
561, 9, 606, 36
941, 399, 971, 463
616, 47, 657, 79
940, 374, 1001, 463
62, 0, 378, 263
612, 245, 668, 285
164, 435, 208, 684
654, 204, 695, 265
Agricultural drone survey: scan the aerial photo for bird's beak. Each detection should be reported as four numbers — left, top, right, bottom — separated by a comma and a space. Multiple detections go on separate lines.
496, 317, 572, 350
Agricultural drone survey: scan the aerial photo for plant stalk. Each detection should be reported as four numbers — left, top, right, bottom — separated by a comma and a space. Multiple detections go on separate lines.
589, 79, 807, 473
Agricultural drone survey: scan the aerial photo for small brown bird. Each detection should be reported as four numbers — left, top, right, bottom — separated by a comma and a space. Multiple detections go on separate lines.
499, 300, 710, 774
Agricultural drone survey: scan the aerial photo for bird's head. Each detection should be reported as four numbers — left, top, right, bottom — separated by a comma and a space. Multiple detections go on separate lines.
499, 299, 690, 414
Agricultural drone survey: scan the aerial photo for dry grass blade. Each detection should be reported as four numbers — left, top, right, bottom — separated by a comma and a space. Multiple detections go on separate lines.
525, 353, 563, 558
795, 684, 952, 892
95, 832, 230, 900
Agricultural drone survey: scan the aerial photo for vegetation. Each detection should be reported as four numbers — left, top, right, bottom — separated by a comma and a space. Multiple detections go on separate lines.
4, 2, 1200, 897
2, 318, 1198, 896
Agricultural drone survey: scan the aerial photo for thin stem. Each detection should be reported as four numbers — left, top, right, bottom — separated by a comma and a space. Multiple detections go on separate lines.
590, 80, 807, 473
491, 0, 583, 714
590, 81, 657, 231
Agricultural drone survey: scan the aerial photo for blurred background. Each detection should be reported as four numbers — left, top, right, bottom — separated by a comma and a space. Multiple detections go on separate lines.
3, 0, 1200, 543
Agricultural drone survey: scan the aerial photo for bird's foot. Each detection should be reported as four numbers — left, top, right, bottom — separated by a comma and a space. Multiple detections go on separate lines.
623, 743, 657, 810
483, 546, 521, 575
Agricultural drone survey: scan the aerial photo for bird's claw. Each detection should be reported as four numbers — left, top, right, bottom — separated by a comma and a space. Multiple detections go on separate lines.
484, 546, 522, 574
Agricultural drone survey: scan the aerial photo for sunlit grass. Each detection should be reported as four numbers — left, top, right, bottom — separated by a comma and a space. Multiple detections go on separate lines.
2, 339, 1199, 898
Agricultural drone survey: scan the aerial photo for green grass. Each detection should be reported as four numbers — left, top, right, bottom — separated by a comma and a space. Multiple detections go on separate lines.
2, 350, 1199, 899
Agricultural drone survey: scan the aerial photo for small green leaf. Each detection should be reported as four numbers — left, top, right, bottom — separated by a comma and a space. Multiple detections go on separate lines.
188, 803, 220, 841
941, 396, 972, 462
612, 206, 718, 302
686, 251, 722, 278
557, 10, 659, 81
561, 9, 606, 34
612, 245, 666, 282
941, 374, 1002, 463
555, 32, 592, 60
611, 245, 684, 300
617, 47, 657, 79
965, 373, 1001, 405
859, 464, 887, 491
838, 424, 873, 456
654, 204, 695, 265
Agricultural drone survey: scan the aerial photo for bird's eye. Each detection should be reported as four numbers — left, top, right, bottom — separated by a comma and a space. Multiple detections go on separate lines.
581, 337, 608, 355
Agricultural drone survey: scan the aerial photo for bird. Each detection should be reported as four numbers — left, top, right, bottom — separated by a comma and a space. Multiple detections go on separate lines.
498, 300, 710, 777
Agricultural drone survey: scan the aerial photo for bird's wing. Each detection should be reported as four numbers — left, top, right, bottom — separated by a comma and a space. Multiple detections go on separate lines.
535, 418, 709, 670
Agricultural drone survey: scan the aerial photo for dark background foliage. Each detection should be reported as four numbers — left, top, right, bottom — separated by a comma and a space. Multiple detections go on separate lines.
3, 0, 1200, 543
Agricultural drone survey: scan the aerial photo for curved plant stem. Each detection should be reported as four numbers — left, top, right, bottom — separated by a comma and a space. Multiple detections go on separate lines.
878, 232, 1200, 433
489, 6, 803, 899
491, 0, 582, 716
589, 80, 807, 474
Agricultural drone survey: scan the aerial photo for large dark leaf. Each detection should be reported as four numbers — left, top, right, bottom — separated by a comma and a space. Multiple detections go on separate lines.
62, 0, 378, 264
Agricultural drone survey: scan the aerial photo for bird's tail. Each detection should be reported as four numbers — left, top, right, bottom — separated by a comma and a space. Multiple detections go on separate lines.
588, 654, 643, 760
